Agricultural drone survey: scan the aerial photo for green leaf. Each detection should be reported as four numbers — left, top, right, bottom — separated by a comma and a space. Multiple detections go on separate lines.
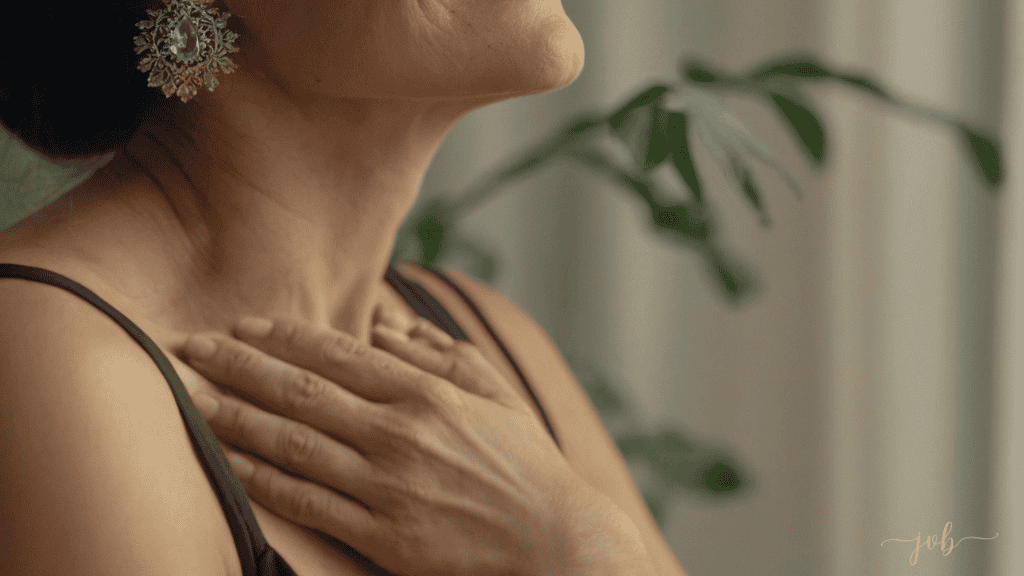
615, 432, 661, 458
680, 57, 722, 84
643, 104, 672, 171
705, 245, 759, 305
566, 145, 659, 206
652, 203, 711, 242
616, 172, 658, 207
766, 92, 827, 167
617, 428, 750, 497
494, 114, 605, 186
413, 197, 459, 265
552, 115, 607, 152
664, 111, 703, 202
834, 73, 893, 102
727, 153, 772, 229
562, 114, 607, 140
700, 460, 743, 493
663, 85, 806, 201
608, 85, 671, 131
617, 429, 748, 495
746, 54, 833, 81
497, 153, 553, 183
609, 101, 672, 174
643, 431, 699, 487
608, 105, 646, 171
688, 68, 719, 83
565, 146, 610, 171
746, 53, 895, 104
956, 124, 1002, 189
416, 215, 445, 265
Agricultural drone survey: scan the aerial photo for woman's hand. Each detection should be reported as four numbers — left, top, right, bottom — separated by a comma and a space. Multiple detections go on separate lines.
179, 314, 623, 576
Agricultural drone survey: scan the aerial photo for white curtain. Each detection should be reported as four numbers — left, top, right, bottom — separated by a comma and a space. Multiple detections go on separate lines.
2, 0, 1018, 574
429, 0, 1014, 575
992, 0, 1023, 574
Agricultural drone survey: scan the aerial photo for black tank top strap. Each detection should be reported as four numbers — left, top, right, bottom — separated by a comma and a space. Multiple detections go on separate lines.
384, 265, 471, 341
0, 263, 286, 575
0, 261, 558, 574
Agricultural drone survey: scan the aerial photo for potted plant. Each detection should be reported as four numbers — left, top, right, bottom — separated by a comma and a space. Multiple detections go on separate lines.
390, 51, 1003, 525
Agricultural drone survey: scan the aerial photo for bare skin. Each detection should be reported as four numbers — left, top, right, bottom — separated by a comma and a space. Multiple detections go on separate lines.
0, 1, 589, 574
3, 0, 584, 350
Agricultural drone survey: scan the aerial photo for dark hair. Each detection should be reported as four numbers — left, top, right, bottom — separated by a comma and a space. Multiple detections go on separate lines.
0, 1, 180, 162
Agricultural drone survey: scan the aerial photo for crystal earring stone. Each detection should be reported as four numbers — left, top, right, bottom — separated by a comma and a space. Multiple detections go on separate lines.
168, 17, 199, 63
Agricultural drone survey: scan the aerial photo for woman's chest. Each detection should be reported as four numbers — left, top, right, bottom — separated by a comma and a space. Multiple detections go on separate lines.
176, 272, 562, 576
0, 245, 561, 576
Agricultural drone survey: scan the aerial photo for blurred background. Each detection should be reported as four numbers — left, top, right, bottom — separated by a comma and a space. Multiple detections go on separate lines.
2, 0, 1022, 574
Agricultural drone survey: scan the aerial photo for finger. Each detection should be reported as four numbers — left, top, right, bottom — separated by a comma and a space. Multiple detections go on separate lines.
230, 316, 446, 404
371, 324, 448, 377
182, 333, 386, 449
219, 444, 379, 552
407, 317, 456, 351
374, 306, 416, 334
189, 387, 376, 505
371, 324, 514, 405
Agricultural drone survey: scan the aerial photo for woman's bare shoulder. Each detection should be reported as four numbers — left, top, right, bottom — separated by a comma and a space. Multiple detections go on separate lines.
0, 259, 243, 576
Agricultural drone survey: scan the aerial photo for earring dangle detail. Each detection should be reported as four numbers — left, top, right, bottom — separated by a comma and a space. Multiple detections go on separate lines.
133, 0, 240, 104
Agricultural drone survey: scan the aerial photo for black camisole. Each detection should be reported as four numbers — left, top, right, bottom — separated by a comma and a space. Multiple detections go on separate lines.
0, 262, 560, 576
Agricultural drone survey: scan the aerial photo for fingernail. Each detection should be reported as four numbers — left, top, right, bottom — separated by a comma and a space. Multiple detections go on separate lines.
226, 452, 254, 481
191, 391, 220, 418
185, 335, 217, 360
236, 316, 273, 339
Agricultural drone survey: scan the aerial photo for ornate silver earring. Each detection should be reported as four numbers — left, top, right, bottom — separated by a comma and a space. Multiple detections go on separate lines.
133, 0, 241, 103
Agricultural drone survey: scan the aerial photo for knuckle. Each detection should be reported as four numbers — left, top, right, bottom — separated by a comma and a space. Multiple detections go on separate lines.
221, 346, 260, 379
415, 318, 455, 347
371, 411, 424, 448
452, 343, 496, 377
396, 476, 430, 508
276, 320, 303, 348
439, 351, 475, 385
450, 340, 481, 359
247, 457, 269, 490
406, 368, 440, 397
230, 403, 264, 441
377, 411, 414, 439
282, 423, 319, 465
369, 349, 411, 385
411, 317, 431, 332
322, 332, 367, 365
422, 379, 465, 416
403, 422, 434, 453
439, 354, 460, 383
214, 396, 246, 432
287, 484, 326, 523
283, 370, 329, 412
